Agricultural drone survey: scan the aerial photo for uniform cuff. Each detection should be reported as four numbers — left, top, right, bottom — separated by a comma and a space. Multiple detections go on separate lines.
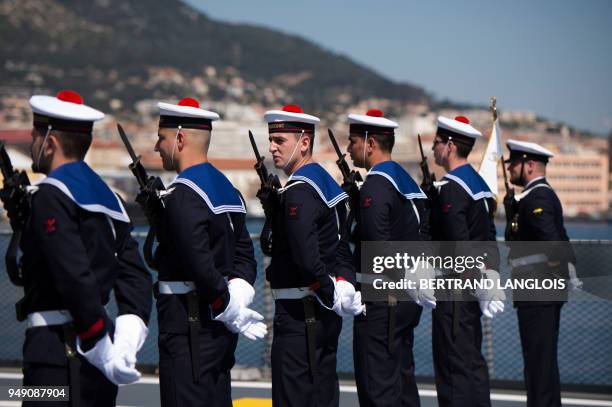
79, 318, 105, 341
78, 318, 107, 351
211, 290, 231, 317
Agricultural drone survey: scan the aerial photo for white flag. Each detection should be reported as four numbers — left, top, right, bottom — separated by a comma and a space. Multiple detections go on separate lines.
478, 118, 503, 196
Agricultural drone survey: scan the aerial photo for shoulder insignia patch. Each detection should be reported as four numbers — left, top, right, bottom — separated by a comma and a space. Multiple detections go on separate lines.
43, 218, 57, 234
287, 203, 300, 219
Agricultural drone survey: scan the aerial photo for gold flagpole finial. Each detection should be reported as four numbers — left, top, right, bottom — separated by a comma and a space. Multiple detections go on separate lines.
490, 96, 497, 121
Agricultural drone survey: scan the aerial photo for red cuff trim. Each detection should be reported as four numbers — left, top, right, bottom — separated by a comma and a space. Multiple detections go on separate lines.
211, 296, 224, 311
336, 277, 347, 282
79, 318, 104, 341
309, 281, 321, 290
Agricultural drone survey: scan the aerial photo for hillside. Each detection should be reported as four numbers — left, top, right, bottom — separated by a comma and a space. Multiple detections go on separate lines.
0, 0, 429, 116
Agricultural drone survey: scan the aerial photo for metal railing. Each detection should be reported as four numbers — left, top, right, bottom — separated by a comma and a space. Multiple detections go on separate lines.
0, 231, 610, 391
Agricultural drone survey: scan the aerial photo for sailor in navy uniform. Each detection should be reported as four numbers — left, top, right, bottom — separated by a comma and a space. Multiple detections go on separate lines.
505, 139, 576, 407
346, 109, 434, 407
262, 105, 360, 407
429, 115, 504, 407
19, 90, 152, 406
152, 98, 266, 407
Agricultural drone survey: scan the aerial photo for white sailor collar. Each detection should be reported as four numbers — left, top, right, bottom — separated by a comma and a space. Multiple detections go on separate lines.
40, 161, 129, 222
443, 163, 494, 200
367, 161, 427, 200
288, 163, 347, 208
172, 162, 245, 214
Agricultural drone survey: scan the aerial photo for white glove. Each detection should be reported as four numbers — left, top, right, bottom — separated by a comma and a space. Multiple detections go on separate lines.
404, 263, 437, 309
311, 275, 343, 316
474, 269, 506, 319
478, 299, 505, 319
335, 279, 365, 317
228, 278, 255, 307
114, 314, 148, 371
568, 263, 583, 291
77, 334, 141, 386
214, 293, 267, 341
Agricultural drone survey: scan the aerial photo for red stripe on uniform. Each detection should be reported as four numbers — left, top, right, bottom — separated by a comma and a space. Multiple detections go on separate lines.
211, 296, 224, 311
79, 318, 104, 341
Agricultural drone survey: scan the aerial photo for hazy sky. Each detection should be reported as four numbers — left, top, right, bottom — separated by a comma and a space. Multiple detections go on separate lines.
184, 0, 612, 135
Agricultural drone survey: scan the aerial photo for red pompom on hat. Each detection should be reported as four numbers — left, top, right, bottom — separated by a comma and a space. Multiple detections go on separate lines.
56, 90, 84, 105
436, 116, 482, 142
177, 97, 200, 108
347, 109, 398, 135
264, 104, 319, 133
282, 104, 304, 113
29, 90, 104, 132
157, 97, 219, 130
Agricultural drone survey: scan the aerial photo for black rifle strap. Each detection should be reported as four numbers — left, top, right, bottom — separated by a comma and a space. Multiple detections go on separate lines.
452, 293, 461, 340
143, 228, 157, 269
62, 324, 81, 407
387, 295, 398, 354
186, 291, 201, 383
5, 230, 23, 286
302, 296, 318, 380
260, 218, 273, 256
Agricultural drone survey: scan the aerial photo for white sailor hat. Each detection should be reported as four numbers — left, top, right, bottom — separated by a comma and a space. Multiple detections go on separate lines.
264, 104, 320, 134
29, 90, 104, 133
348, 109, 398, 136
436, 115, 482, 147
158, 97, 220, 130
505, 139, 554, 163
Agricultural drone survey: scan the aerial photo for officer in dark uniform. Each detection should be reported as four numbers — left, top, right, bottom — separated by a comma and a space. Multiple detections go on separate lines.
17, 90, 153, 406
505, 139, 575, 407
346, 109, 435, 407
152, 98, 266, 407
429, 115, 504, 407
261, 104, 357, 407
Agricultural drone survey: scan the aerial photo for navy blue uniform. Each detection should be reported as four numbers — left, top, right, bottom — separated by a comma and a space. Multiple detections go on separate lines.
154, 162, 256, 407
353, 161, 428, 407
19, 161, 152, 407
267, 163, 352, 407
509, 177, 573, 407
430, 163, 498, 407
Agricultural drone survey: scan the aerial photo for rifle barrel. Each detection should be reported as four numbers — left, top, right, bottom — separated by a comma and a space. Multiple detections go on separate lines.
500, 153, 511, 191
327, 129, 344, 158
417, 134, 426, 160
248, 131, 262, 162
0, 141, 15, 179
117, 124, 139, 163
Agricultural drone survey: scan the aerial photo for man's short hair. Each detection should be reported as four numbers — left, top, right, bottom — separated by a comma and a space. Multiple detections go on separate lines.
438, 133, 471, 158
453, 141, 471, 158
42, 127, 92, 160
371, 134, 394, 153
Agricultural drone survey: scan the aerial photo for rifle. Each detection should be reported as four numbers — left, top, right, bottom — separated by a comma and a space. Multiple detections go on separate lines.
117, 123, 165, 269
0, 141, 31, 285
501, 153, 518, 240
328, 129, 362, 194
249, 130, 281, 256
327, 129, 362, 239
417, 134, 437, 201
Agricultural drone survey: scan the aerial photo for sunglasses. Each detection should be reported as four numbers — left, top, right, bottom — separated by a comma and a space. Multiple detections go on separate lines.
432, 138, 447, 147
